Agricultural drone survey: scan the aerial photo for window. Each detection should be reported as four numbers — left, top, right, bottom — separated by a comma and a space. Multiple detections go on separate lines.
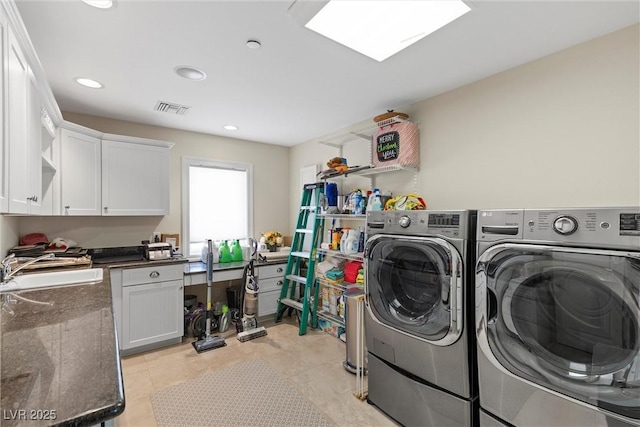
182, 157, 253, 259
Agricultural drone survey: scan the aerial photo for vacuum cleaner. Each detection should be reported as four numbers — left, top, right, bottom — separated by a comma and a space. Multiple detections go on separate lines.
193, 239, 227, 353
236, 259, 267, 342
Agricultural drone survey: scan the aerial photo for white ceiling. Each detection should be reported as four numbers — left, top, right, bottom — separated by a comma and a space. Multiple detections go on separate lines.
15, 0, 640, 147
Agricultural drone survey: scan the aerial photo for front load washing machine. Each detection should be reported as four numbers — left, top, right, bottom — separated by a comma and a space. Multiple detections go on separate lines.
476, 208, 640, 426
365, 210, 478, 426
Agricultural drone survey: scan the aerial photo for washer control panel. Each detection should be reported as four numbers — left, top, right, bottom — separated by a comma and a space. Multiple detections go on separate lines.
478, 208, 640, 250
399, 215, 411, 228
366, 210, 471, 239
620, 213, 640, 237
552, 215, 578, 235
524, 208, 640, 250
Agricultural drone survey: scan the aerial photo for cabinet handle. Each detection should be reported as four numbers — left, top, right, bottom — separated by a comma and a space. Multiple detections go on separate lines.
104, 207, 109, 213
277, 267, 283, 273
150, 271, 160, 278
65, 205, 70, 210
276, 280, 283, 286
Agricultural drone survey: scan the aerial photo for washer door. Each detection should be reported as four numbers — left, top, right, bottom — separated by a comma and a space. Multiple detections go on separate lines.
365, 234, 463, 346
477, 243, 640, 421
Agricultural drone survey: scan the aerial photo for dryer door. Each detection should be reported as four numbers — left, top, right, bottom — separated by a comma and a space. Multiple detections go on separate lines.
365, 235, 464, 346
477, 243, 640, 421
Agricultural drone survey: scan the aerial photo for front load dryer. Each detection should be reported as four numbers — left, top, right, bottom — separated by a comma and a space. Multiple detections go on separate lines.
365, 210, 478, 426
476, 208, 640, 427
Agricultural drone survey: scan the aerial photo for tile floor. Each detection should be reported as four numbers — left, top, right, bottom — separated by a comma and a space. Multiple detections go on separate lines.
115, 318, 398, 427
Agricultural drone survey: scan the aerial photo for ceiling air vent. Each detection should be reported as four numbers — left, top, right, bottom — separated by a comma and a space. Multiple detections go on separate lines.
154, 101, 190, 115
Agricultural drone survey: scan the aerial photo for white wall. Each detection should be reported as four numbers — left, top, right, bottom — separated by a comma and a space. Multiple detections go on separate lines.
18, 115, 290, 250
9, 24, 640, 254
289, 24, 640, 222
0, 216, 19, 256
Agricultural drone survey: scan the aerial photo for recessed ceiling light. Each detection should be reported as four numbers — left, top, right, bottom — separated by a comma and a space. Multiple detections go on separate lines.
304, 0, 471, 62
246, 40, 261, 49
224, 125, 238, 131
82, 0, 114, 9
174, 66, 207, 81
75, 77, 104, 89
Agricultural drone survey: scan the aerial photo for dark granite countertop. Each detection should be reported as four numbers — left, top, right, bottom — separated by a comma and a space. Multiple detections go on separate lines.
1, 267, 124, 427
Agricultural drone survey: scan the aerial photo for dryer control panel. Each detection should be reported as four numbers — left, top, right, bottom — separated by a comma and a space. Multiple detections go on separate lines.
477, 208, 640, 250
366, 210, 473, 240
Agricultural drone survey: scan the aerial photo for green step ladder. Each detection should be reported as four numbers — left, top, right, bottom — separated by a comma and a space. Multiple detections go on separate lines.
275, 182, 325, 335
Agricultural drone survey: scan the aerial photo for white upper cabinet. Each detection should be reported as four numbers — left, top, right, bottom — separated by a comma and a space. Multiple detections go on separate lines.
101, 137, 171, 216
7, 26, 28, 214
60, 127, 101, 216
26, 68, 43, 214
6, 24, 48, 215
0, 12, 7, 213
0, 4, 173, 217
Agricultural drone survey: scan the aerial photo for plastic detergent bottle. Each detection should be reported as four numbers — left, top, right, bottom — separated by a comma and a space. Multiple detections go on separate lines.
344, 229, 359, 254
354, 191, 364, 215
219, 305, 230, 332
357, 227, 365, 252
372, 193, 383, 211
366, 189, 378, 212
231, 239, 243, 262
219, 240, 232, 263
340, 228, 351, 253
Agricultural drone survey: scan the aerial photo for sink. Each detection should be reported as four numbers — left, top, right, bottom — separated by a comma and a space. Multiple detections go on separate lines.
1, 268, 103, 293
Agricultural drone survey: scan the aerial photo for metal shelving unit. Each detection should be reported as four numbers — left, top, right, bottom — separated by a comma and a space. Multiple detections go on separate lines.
317, 248, 364, 262
315, 116, 420, 191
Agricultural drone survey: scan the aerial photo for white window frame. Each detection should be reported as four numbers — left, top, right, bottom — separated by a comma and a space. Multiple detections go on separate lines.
181, 156, 254, 260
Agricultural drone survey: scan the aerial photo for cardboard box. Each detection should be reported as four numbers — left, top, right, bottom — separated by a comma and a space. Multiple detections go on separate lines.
161, 233, 180, 248
317, 317, 345, 339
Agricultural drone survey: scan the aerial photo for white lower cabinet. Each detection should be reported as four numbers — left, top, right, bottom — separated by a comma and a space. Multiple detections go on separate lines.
111, 263, 184, 354
256, 263, 285, 317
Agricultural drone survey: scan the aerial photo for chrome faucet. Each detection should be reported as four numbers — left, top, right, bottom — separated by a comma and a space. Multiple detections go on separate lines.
1, 253, 56, 284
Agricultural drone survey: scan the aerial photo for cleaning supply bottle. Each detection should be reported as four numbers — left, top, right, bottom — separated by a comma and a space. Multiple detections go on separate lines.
367, 189, 378, 212
219, 240, 232, 263
354, 190, 364, 215
357, 227, 365, 253
340, 228, 351, 253
371, 188, 383, 211
231, 239, 243, 262
219, 305, 230, 332
344, 229, 359, 254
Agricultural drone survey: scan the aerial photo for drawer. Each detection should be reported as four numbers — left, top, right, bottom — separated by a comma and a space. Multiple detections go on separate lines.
122, 264, 183, 286
257, 263, 285, 279
259, 276, 284, 293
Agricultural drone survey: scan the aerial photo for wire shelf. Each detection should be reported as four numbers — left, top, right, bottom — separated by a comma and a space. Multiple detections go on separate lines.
317, 248, 364, 262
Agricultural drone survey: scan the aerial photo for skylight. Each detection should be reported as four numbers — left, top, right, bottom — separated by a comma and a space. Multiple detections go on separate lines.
305, 0, 471, 62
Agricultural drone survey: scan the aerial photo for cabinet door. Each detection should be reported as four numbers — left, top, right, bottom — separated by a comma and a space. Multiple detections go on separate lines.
258, 289, 281, 317
7, 27, 29, 213
26, 70, 43, 214
121, 279, 183, 350
0, 13, 7, 213
101, 139, 170, 215
60, 129, 101, 215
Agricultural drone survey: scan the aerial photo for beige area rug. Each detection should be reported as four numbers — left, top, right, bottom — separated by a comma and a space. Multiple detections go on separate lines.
151, 359, 335, 427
